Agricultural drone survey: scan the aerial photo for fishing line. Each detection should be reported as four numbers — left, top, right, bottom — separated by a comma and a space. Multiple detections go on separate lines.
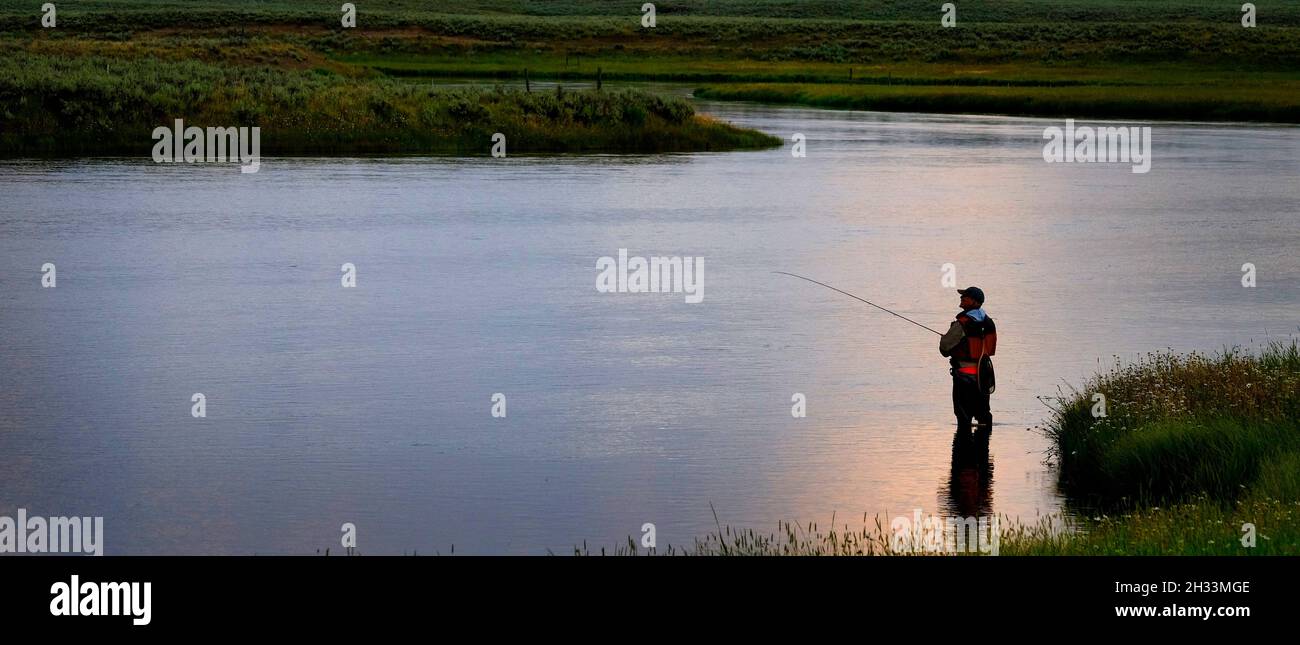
773, 271, 943, 336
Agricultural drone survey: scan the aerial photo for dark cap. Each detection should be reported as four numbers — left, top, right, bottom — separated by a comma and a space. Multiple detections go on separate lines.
957, 286, 985, 304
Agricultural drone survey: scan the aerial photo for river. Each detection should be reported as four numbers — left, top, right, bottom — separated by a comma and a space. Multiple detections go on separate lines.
1, 86, 1296, 554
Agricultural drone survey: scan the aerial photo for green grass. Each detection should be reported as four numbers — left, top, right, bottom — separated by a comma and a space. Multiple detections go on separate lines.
0, 51, 779, 155
1000, 499, 1299, 555
4, 0, 1300, 124
695, 80, 1300, 122
591, 498, 1299, 555
5, 0, 1300, 25
1044, 342, 1300, 509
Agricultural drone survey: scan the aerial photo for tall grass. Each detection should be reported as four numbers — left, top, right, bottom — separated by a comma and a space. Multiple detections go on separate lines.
999, 498, 1300, 555
0, 52, 779, 155
1043, 342, 1300, 508
593, 500, 1299, 555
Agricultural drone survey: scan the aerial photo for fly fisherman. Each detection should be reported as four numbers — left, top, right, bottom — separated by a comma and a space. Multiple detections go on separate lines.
939, 287, 997, 433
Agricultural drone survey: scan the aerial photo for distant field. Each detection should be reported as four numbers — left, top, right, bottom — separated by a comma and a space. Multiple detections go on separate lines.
4, 0, 1299, 67
2, 0, 1298, 24
2, 0, 1299, 143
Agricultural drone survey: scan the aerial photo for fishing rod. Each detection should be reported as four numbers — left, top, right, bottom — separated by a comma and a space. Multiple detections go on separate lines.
773, 271, 943, 336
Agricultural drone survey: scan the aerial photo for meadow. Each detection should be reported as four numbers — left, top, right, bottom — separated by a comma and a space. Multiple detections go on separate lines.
2, 0, 1300, 133
0, 48, 779, 155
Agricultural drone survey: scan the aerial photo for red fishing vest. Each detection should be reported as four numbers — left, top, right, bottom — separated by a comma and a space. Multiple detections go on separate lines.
953, 313, 997, 374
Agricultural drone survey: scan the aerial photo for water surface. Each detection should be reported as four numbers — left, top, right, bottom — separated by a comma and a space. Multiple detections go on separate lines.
1, 91, 1297, 553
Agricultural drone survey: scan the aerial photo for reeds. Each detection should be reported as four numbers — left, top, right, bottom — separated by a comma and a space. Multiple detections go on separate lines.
1042, 341, 1300, 508
592, 498, 1299, 556
0, 51, 780, 155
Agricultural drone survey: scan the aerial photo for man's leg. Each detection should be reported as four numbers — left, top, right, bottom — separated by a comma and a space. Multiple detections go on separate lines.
974, 391, 992, 433
952, 375, 973, 432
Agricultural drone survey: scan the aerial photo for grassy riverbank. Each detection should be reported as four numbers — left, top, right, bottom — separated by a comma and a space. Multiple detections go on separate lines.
694, 81, 1300, 123
3, 0, 1300, 131
1045, 343, 1300, 508
1008, 342, 1300, 555
608, 497, 1298, 555
616, 498, 1299, 555
0, 51, 778, 155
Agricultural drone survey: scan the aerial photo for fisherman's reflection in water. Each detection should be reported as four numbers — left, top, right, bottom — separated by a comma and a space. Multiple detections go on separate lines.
941, 425, 993, 518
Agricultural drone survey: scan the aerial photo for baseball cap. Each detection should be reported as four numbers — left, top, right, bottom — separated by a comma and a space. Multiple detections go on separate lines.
957, 286, 985, 304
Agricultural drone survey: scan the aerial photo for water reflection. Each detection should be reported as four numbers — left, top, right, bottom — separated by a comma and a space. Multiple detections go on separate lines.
941, 426, 994, 518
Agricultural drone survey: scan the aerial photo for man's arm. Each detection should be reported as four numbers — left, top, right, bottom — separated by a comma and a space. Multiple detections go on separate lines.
939, 320, 964, 357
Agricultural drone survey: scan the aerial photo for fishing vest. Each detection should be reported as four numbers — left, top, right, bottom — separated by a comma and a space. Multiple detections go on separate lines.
952, 313, 997, 374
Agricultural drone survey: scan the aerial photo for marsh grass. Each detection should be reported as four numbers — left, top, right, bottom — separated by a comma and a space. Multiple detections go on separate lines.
5, 0, 1300, 125
592, 498, 1298, 556
0, 52, 779, 155
694, 82, 1300, 122
595, 514, 931, 556
1042, 341, 1300, 508
999, 499, 1300, 556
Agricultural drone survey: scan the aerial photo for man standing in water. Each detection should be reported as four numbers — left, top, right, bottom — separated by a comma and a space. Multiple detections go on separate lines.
939, 287, 997, 433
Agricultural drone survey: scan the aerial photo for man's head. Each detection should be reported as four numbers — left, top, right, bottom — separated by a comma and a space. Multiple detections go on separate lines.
958, 286, 985, 310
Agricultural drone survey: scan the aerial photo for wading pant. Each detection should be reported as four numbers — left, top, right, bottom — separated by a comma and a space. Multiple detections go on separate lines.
952, 372, 992, 432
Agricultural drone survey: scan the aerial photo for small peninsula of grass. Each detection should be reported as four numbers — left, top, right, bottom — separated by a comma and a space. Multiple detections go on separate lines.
0, 52, 778, 156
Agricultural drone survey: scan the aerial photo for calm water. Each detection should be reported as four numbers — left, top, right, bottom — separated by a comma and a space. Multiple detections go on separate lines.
1, 92, 1297, 554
